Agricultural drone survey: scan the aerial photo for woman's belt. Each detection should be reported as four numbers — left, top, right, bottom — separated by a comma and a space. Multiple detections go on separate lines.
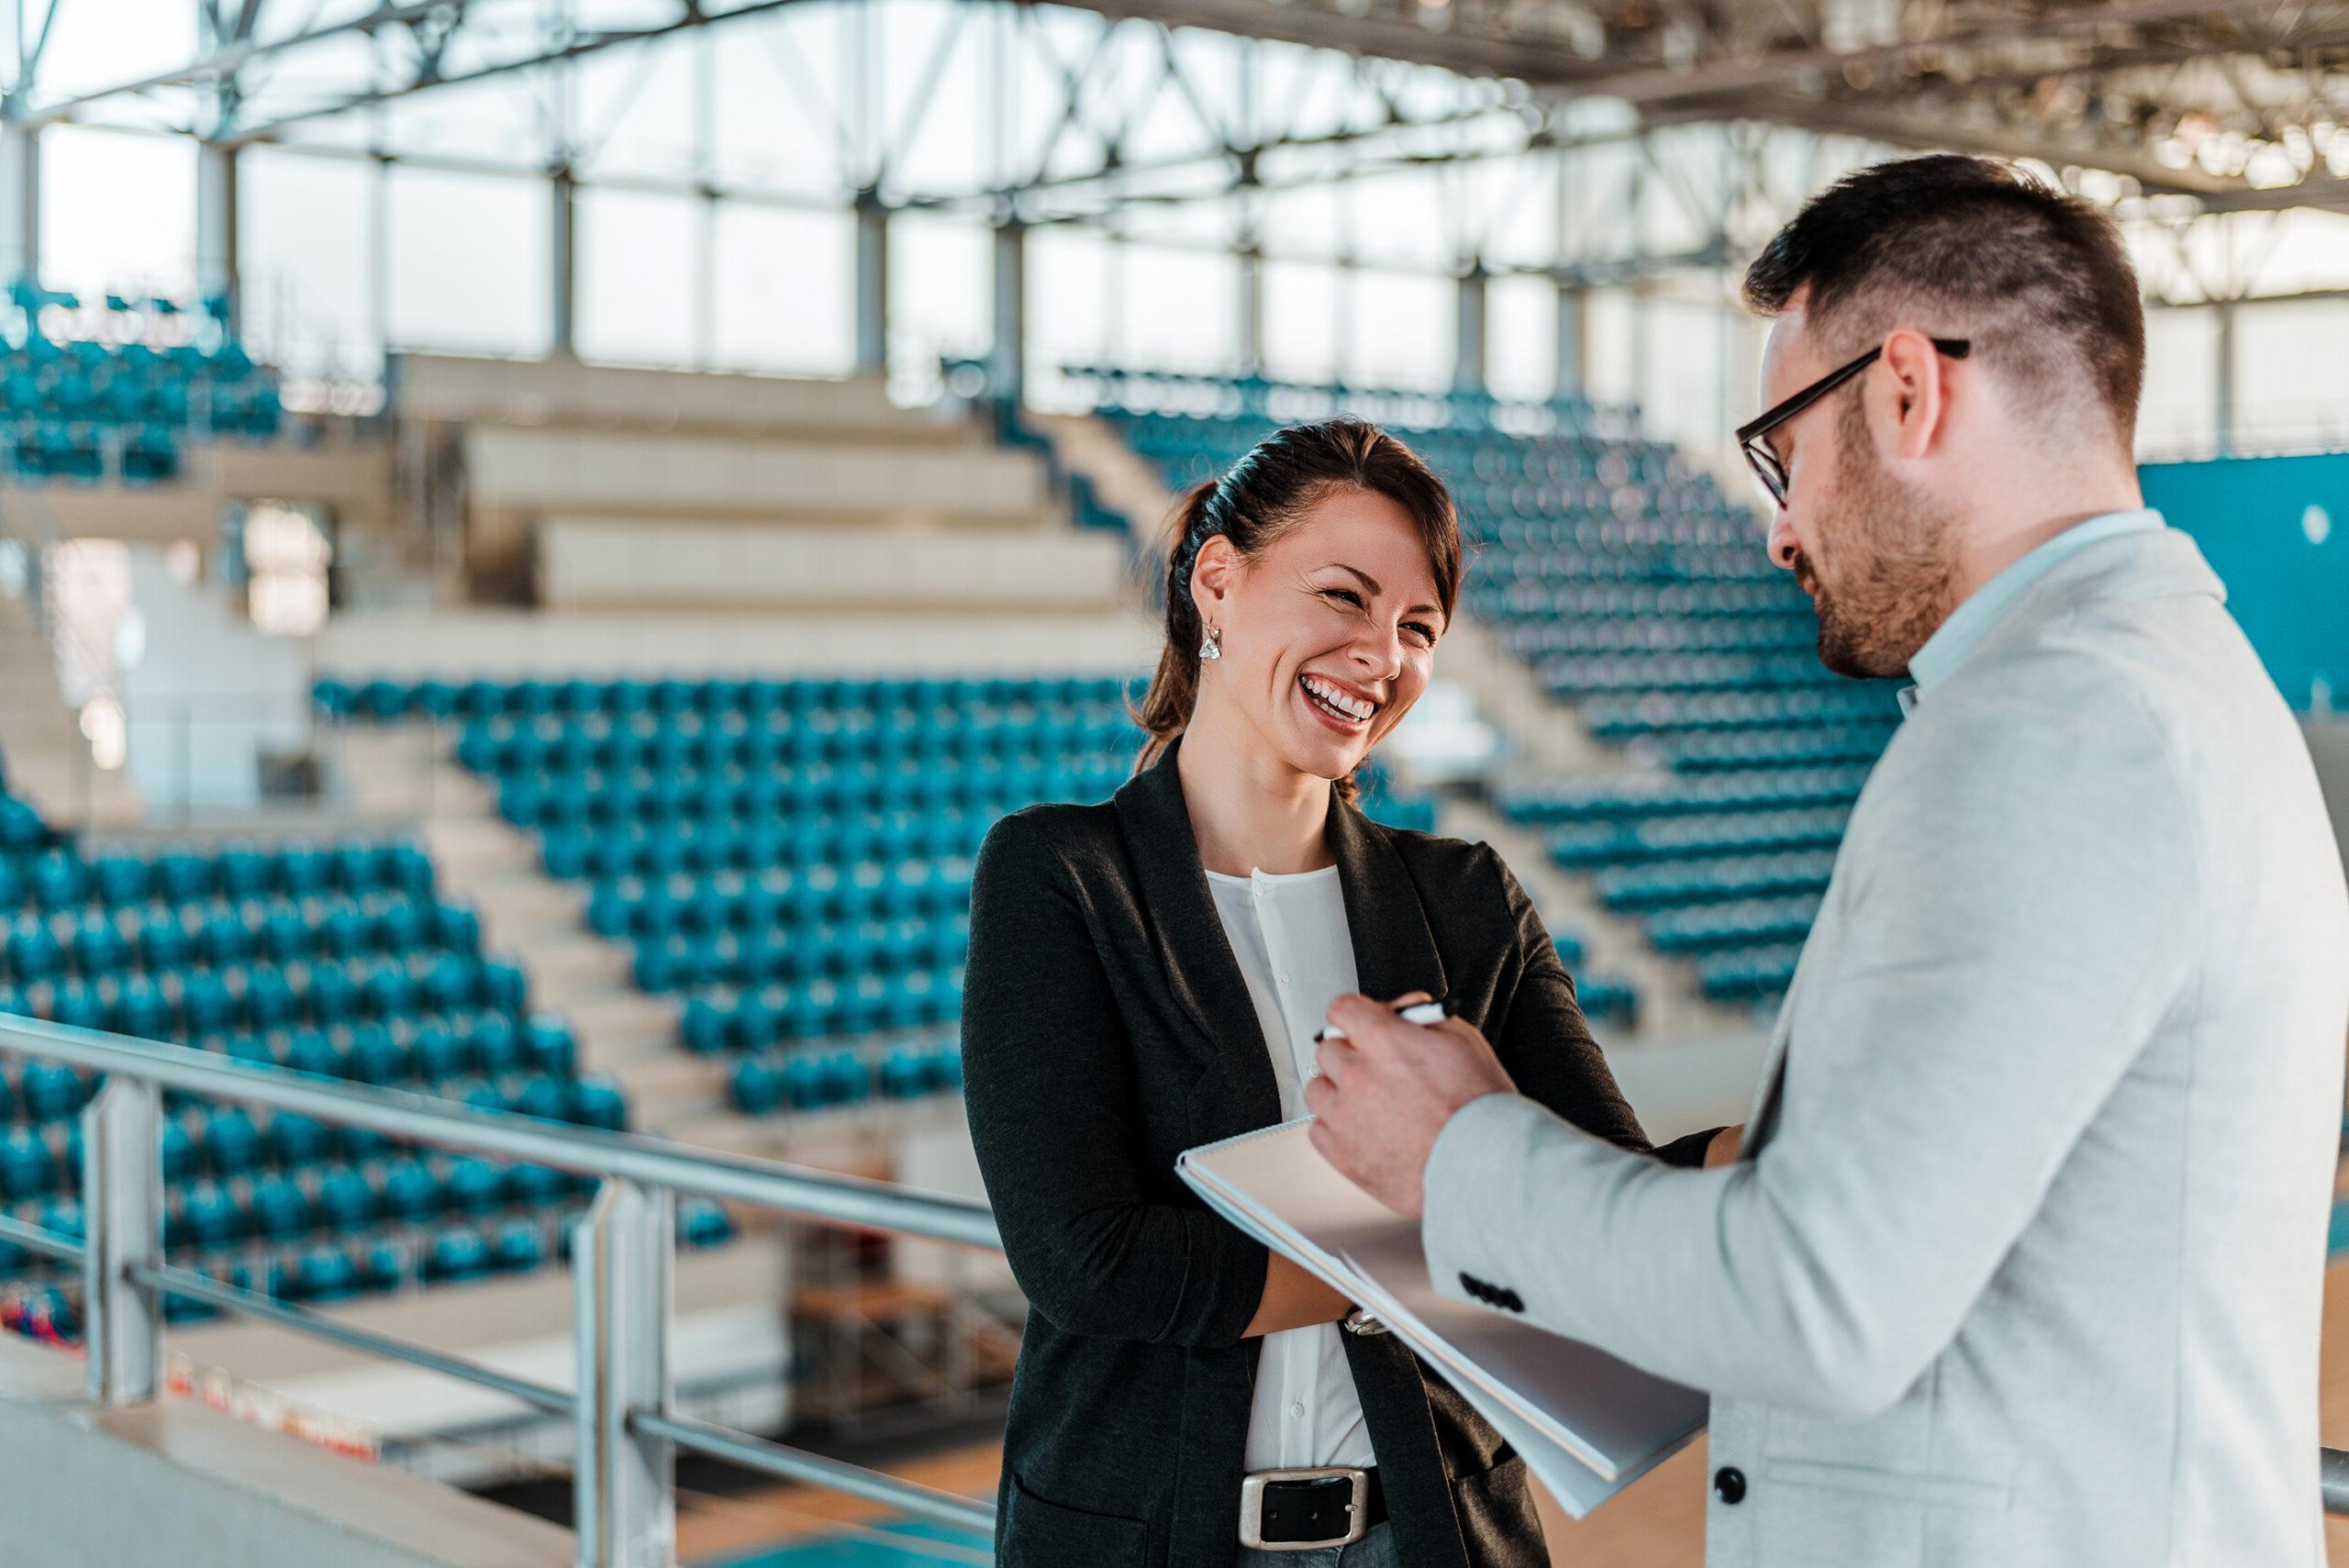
1238, 1465, 1386, 1551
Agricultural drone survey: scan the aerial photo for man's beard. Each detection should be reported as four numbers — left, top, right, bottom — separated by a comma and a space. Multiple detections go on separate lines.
1794, 405, 1959, 680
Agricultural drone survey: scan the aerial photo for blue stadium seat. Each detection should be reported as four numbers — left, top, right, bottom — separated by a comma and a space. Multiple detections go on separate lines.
287, 1243, 363, 1303
490, 1219, 546, 1274
173, 1180, 245, 1248
249, 1171, 316, 1239
423, 1226, 493, 1283
20, 1060, 86, 1123
383, 1157, 444, 1221
679, 1198, 734, 1249
317, 1165, 380, 1231
0, 1125, 59, 1198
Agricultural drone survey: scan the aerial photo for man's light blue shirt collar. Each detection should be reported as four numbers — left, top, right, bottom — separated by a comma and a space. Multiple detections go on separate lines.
1897, 508, 2165, 717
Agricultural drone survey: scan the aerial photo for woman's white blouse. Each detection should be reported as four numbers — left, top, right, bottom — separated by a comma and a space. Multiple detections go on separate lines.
1205, 863, 1378, 1473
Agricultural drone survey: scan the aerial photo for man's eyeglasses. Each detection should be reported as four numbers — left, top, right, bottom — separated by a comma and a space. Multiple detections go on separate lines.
1736, 337, 1971, 508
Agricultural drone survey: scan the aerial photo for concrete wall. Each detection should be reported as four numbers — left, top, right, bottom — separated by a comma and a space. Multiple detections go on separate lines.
464, 425, 1047, 525
538, 516, 1134, 612
0, 1337, 568, 1568
393, 354, 906, 437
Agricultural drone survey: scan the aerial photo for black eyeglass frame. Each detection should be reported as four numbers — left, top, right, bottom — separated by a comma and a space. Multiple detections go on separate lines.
1736, 337, 1971, 507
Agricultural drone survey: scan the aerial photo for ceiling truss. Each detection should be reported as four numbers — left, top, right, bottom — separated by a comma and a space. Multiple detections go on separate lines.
0, 0, 2344, 296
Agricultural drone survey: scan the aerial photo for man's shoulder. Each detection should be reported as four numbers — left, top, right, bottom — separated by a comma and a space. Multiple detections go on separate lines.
1862, 631, 2198, 862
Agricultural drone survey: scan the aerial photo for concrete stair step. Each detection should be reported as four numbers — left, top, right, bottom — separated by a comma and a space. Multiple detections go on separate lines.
351, 768, 491, 823
564, 987, 681, 1050
616, 1054, 733, 1125
417, 815, 538, 874
463, 873, 586, 937
504, 930, 632, 991
648, 1107, 791, 1160
1031, 413, 1177, 531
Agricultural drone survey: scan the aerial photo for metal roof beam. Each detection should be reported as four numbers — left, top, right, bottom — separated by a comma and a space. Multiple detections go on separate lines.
216, 0, 811, 148
19, 0, 473, 128
1712, 95, 2243, 196
1555, 0, 2232, 108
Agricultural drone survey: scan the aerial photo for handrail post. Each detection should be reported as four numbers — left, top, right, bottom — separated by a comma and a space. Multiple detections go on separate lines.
573, 1177, 674, 1568
82, 1076, 163, 1405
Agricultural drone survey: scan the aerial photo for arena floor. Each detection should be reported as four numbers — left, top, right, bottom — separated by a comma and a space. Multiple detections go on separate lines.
673, 1252, 2349, 1565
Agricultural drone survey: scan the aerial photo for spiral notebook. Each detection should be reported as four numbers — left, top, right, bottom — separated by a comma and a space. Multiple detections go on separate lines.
1176, 1118, 1707, 1518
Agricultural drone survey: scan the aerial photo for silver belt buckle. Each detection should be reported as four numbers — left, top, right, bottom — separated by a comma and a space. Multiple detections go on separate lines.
1239, 1466, 1369, 1551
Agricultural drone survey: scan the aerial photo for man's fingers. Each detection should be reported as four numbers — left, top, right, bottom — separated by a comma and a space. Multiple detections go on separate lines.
1307, 1113, 1339, 1165
1324, 992, 1381, 1030
1313, 1034, 1360, 1085
1302, 1072, 1337, 1119
1325, 992, 1405, 1046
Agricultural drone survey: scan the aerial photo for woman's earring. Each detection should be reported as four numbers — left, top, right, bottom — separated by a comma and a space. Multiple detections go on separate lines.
1198, 625, 1222, 662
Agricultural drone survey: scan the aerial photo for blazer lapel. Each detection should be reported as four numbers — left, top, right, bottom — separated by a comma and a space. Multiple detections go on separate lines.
1327, 795, 1449, 1012
1110, 744, 1283, 1130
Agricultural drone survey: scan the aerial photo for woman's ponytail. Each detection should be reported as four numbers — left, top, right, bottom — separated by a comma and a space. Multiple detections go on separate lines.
1132, 479, 1219, 775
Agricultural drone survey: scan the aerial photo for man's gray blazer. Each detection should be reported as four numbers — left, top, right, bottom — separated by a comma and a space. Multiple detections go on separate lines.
1421, 526, 2349, 1566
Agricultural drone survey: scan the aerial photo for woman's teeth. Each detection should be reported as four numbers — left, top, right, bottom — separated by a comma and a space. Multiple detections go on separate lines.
1301, 674, 1374, 723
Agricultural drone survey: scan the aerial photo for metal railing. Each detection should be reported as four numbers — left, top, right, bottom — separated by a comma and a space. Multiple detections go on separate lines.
0, 1010, 1002, 1564
1, 1008, 2346, 1557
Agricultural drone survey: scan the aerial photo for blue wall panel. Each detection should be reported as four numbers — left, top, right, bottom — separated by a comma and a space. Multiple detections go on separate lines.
2140, 451, 2349, 712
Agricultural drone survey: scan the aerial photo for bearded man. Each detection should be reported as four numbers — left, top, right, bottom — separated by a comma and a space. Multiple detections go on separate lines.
1307, 154, 2349, 1568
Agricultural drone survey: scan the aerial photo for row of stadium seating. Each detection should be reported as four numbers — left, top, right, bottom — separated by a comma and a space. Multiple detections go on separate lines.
0, 838, 434, 906
1082, 373, 1902, 1006
317, 674, 1639, 1043
0, 749, 674, 1334
315, 673, 1132, 725
728, 1040, 963, 1115
0, 279, 284, 483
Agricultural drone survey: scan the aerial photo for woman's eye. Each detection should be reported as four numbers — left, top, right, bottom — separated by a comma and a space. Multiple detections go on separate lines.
1321, 588, 1364, 609
1405, 622, 1436, 645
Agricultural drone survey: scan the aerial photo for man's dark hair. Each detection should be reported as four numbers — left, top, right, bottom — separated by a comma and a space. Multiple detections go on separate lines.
1742, 154, 2144, 451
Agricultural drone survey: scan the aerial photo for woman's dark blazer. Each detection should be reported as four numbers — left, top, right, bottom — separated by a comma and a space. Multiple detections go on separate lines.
960, 742, 1714, 1568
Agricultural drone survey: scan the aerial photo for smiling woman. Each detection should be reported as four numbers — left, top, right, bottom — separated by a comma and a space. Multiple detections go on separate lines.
1134, 417, 1461, 811
959, 416, 1723, 1568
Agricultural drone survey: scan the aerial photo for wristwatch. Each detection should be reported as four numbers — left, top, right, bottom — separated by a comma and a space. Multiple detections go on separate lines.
1340, 1307, 1389, 1338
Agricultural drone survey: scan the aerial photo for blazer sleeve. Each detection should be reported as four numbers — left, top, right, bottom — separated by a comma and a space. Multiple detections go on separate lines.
959, 810, 1268, 1349
1419, 684, 2199, 1416
1481, 847, 1719, 1169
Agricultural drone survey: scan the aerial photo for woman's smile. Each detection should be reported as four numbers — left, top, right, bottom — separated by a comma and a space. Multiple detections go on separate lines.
1299, 671, 1378, 733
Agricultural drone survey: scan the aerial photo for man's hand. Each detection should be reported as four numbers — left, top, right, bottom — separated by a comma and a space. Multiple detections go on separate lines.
1302, 993, 1519, 1218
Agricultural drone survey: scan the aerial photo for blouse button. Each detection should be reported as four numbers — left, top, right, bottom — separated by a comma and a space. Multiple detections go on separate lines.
1289, 1403, 1306, 1419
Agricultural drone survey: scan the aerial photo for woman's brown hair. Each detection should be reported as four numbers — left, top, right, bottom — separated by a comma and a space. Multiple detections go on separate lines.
1132, 416, 1462, 801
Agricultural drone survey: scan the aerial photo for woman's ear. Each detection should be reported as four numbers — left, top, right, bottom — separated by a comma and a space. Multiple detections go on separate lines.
1190, 535, 1239, 630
